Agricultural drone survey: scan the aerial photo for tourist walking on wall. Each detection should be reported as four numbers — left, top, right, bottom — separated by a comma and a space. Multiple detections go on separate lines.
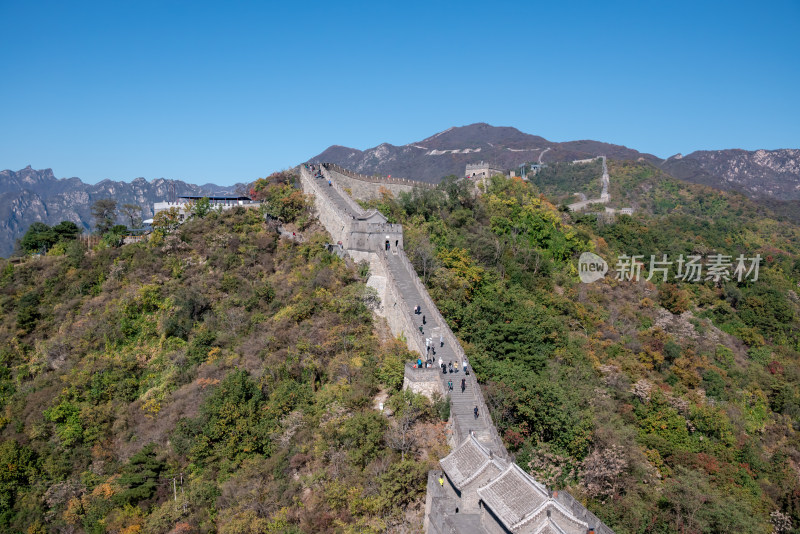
474, 406, 479, 419
448, 379, 453, 391
440, 334, 444, 347
461, 378, 466, 393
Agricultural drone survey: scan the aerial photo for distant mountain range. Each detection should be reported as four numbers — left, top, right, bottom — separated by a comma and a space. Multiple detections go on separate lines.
660, 149, 800, 200
2, 123, 798, 257
308, 122, 800, 201
0, 166, 242, 257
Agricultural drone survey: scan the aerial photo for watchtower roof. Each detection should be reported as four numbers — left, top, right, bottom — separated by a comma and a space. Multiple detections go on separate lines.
478, 463, 587, 534
440, 434, 500, 490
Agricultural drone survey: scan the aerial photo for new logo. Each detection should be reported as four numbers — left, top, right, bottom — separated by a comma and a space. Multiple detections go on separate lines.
578, 252, 608, 283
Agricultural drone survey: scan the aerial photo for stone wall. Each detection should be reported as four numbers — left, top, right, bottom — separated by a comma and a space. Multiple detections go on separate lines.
349, 249, 421, 355
322, 163, 431, 200
403, 362, 445, 398
301, 162, 615, 534
304, 166, 406, 253
347, 220, 404, 253
300, 167, 420, 356
299, 167, 350, 244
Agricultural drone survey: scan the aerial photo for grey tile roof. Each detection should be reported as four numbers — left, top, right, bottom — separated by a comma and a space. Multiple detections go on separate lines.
440, 434, 501, 490
517, 503, 589, 534
477, 463, 588, 534
530, 523, 568, 534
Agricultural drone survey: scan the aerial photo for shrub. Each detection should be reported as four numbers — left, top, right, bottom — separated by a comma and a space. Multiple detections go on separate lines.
659, 283, 691, 314
16, 291, 40, 334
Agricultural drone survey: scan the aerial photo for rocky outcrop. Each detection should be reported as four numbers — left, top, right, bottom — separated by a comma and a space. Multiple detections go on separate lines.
661, 148, 800, 200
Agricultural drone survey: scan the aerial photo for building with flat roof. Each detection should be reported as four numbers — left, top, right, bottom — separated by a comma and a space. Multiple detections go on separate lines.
149, 195, 260, 224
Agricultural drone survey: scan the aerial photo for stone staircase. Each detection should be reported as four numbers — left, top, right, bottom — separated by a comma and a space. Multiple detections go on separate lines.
383, 251, 503, 453
303, 164, 502, 449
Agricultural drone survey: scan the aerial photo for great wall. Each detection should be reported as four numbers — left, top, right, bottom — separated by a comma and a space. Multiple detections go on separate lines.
300, 163, 614, 534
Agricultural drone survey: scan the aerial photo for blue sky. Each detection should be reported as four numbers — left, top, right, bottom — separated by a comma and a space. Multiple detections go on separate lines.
1, 0, 798, 186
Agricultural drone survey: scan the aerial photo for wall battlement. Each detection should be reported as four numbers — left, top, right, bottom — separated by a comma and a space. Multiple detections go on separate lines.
314, 163, 433, 201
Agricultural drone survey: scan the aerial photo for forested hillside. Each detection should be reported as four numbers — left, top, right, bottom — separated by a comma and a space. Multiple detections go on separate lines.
0, 176, 445, 533
361, 165, 800, 533
3, 165, 800, 534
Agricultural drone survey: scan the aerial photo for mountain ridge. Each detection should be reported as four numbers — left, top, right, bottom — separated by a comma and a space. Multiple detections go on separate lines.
308, 123, 662, 182
0, 167, 243, 257
4, 123, 799, 256
308, 123, 800, 205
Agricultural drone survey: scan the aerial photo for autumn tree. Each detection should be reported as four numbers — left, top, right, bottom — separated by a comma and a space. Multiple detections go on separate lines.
152, 207, 181, 235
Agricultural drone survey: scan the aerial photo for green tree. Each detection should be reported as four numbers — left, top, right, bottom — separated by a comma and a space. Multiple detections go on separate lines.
102, 225, 128, 248
190, 197, 212, 219
19, 222, 56, 253
91, 198, 118, 234
52, 220, 81, 241
116, 444, 165, 506
0, 440, 38, 523
16, 291, 40, 334
251, 174, 310, 223
378, 460, 427, 511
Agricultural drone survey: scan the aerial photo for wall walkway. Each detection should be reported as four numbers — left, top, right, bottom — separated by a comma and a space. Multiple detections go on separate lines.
299, 163, 613, 534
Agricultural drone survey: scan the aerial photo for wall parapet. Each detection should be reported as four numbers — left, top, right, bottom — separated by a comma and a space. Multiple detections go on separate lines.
321, 162, 434, 188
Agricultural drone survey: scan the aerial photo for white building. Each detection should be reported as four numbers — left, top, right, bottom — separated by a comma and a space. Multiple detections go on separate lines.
148, 196, 260, 224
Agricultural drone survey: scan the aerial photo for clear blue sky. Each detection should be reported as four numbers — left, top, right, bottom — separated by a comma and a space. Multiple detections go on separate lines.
1, 0, 798, 186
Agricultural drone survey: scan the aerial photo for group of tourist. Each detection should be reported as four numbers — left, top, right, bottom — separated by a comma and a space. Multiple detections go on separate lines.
441, 358, 468, 374
305, 164, 331, 186
411, 303, 471, 375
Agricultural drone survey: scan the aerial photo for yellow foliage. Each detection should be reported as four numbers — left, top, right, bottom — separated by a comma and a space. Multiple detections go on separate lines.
672, 356, 701, 388
206, 346, 222, 363
92, 481, 117, 499
141, 398, 161, 419
63, 497, 84, 525
638, 349, 665, 371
